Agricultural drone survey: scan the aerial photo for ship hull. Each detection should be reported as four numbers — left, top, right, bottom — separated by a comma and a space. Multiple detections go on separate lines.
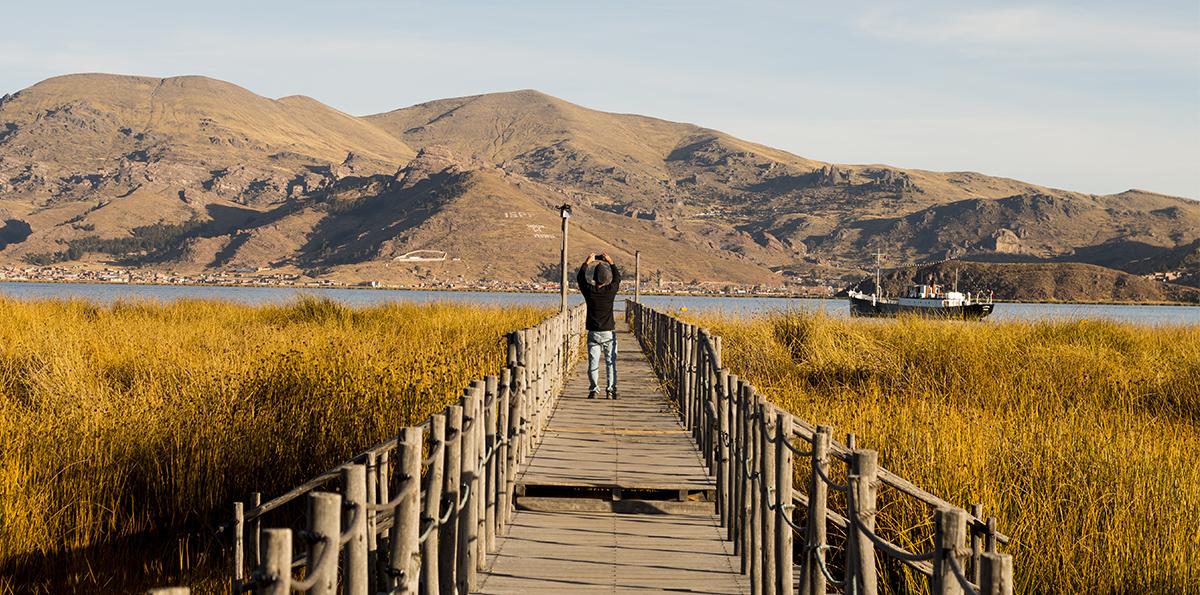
849, 295, 993, 320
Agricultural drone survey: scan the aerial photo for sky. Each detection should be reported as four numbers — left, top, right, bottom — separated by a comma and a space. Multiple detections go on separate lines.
1, 0, 1197, 198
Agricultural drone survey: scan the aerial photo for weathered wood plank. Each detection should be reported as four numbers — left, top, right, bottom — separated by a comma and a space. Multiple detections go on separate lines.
477, 319, 746, 594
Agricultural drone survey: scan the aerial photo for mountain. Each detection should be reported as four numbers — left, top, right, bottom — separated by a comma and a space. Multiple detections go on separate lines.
0, 74, 1197, 298
864, 261, 1200, 304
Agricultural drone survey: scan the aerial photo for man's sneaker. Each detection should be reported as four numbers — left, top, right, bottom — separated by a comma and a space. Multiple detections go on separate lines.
608, 390, 618, 400
588, 391, 597, 399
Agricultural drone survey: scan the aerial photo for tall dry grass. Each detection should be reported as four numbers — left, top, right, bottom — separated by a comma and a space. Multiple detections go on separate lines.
693, 312, 1200, 594
0, 296, 547, 593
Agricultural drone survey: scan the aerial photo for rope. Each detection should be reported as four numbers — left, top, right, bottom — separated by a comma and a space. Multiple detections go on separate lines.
456, 482, 472, 511
811, 544, 845, 586
437, 494, 454, 524
422, 438, 445, 467
366, 475, 417, 511
417, 515, 437, 544
947, 555, 981, 595
847, 509, 936, 563
290, 532, 335, 591
338, 502, 363, 546
814, 459, 849, 493
780, 436, 812, 457
777, 502, 806, 533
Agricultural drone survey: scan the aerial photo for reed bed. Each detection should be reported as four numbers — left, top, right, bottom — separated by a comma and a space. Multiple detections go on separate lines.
0, 296, 547, 593
692, 311, 1200, 594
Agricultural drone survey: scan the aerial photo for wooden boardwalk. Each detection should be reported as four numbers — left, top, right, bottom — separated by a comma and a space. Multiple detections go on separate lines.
476, 319, 747, 594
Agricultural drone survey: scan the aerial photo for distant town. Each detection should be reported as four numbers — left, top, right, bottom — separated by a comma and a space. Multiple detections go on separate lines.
0, 265, 843, 297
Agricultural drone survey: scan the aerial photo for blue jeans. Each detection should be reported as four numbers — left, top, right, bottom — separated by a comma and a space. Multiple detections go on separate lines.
587, 330, 617, 393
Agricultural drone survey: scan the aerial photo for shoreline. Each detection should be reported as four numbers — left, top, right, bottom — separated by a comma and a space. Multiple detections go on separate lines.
0, 278, 1197, 307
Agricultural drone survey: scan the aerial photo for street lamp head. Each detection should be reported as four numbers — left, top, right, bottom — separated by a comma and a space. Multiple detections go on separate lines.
559, 204, 572, 219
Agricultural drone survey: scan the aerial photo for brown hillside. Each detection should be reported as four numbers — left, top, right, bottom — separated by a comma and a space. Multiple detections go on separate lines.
0, 74, 1196, 299
868, 261, 1200, 304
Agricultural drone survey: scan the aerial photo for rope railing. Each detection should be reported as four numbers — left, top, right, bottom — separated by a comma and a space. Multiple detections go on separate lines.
185, 303, 588, 595
625, 300, 1015, 595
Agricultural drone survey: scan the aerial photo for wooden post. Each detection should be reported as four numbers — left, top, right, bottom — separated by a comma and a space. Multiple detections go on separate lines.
850, 449, 879, 595
458, 391, 479, 594
379, 450, 391, 524
986, 516, 998, 553
439, 405, 463, 592
307, 492, 341, 595
740, 384, 753, 576
970, 503, 983, 585
249, 492, 262, 568
422, 415, 445, 595
979, 552, 1014, 595
716, 368, 730, 529
932, 507, 969, 595
366, 450, 378, 574
472, 381, 488, 572
723, 372, 737, 540
342, 464, 369, 595
759, 403, 777, 595
497, 369, 512, 529
775, 412, 794, 595
261, 529, 291, 595
635, 250, 641, 301
391, 426, 422, 593
506, 367, 521, 524
232, 502, 243, 592
801, 425, 831, 595
737, 382, 750, 568
749, 395, 762, 594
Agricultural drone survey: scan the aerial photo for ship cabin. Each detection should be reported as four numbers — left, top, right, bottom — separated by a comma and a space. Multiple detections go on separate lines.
897, 284, 967, 308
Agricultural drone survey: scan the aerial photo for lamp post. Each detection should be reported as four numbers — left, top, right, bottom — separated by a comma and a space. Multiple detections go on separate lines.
558, 204, 572, 312
634, 250, 641, 302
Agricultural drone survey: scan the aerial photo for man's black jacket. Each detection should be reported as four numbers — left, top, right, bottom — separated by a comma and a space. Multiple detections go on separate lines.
578, 262, 621, 331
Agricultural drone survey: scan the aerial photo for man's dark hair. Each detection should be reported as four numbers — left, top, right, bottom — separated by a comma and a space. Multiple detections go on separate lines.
594, 262, 613, 287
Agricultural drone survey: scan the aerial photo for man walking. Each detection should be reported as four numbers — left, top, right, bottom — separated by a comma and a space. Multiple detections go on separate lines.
578, 252, 620, 399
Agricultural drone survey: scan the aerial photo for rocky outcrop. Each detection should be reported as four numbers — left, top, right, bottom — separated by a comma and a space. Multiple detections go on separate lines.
815, 164, 852, 186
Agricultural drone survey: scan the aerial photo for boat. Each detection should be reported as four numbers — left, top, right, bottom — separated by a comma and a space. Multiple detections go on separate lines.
847, 251, 994, 319
848, 284, 994, 319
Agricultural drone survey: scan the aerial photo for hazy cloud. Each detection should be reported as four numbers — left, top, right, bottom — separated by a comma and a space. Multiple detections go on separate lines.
856, 5, 1200, 68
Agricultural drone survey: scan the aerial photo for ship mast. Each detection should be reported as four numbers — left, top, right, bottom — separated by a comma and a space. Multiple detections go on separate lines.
874, 248, 883, 298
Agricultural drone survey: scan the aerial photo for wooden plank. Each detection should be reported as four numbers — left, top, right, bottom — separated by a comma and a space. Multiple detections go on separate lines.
477, 319, 746, 594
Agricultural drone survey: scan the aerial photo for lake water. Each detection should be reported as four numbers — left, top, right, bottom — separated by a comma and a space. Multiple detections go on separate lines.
1, 281, 1197, 325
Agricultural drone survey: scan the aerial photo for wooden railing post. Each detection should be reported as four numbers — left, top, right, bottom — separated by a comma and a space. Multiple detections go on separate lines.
759, 403, 777, 595
506, 367, 521, 524
716, 369, 730, 529
472, 381, 488, 573
484, 375, 498, 556
932, 507, 969, 595
775, 412, 794, 595
307, 492, 341, 595
749, 393, 762, 594
980, 552, 1014, 595
724, 372, 738, 541
390, 426, 422, 593
458, 390, 479, 594
737, 381, 750, 569
800, 425, 831, 595
261, 529, 291, 595
365, 450, 378, 583
497, 369, 512, 530
439, 405, 463, 592
851, 449, 879, 595
421, 415, 445, 595
970, 502, 983, 584
250, 492, 262, 568
232, 501, 243, 592
342, 464, 368, 595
